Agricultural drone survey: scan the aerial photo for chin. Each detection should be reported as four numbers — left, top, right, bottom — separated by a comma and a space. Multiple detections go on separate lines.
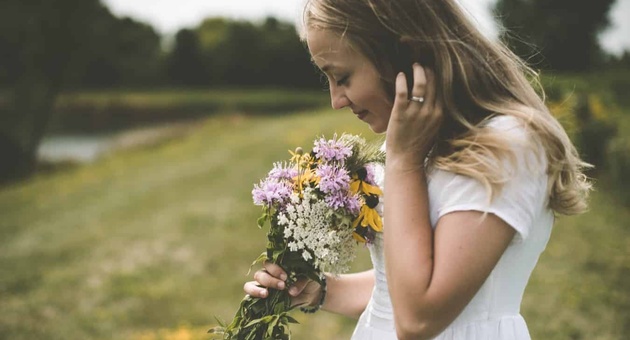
369, 122, 387, 134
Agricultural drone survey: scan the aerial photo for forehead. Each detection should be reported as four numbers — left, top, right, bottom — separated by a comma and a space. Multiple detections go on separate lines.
306, 29, 359, 68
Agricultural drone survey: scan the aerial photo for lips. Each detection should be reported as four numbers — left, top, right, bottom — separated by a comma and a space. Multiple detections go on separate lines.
354, 110, 368, 120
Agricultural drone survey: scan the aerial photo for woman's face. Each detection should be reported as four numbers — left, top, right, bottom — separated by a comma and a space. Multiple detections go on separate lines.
307, 29, 393, 133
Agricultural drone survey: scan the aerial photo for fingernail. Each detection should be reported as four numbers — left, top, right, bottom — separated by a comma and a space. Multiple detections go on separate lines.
280, 273, 287, 281
277, 281, 285, 290
261, 289, 268, 297
289, 287, 298, 296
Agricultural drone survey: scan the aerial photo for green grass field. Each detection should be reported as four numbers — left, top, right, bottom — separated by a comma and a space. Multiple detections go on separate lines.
1, 108, 628, 339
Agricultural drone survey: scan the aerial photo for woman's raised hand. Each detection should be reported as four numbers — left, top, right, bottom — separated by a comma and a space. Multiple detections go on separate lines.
243, 262, 323, 308
386, 63, 443, 169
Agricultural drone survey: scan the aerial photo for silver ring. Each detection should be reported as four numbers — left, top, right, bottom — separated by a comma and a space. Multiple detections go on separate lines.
409, 96, 425, 103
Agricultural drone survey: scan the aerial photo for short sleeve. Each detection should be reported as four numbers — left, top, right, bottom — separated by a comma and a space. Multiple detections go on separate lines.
428, 116, 548, 242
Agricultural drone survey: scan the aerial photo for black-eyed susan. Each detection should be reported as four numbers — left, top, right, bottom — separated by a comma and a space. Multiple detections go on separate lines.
350, 167, 382, 196
352, 193, 382, 244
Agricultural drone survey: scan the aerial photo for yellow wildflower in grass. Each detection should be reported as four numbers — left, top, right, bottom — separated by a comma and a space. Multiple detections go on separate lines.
548, 96, 579, 139
134, 324, 205, 340
588, 94, 608, 121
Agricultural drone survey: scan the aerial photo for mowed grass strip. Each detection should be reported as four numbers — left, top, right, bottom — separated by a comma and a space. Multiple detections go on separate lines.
0, 108, 628, 339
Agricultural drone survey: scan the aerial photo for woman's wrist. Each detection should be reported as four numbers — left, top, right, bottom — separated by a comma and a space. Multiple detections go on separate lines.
386, 154, 426, 174
300, 275, 327, 314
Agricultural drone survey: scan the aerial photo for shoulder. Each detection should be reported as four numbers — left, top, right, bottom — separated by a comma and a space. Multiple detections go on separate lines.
482, 114, 532, 145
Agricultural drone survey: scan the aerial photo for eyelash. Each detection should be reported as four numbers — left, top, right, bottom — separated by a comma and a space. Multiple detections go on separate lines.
335, 75, 349, 86
318, 72, 349, 89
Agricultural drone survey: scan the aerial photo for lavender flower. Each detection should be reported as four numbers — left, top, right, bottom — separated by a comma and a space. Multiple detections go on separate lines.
316, 164, 350, 195
313, 136, 353, 163
325, 191, 361, 214
252, 178, 292, 207
268, 162, 298, 181
364, 164, 377, 185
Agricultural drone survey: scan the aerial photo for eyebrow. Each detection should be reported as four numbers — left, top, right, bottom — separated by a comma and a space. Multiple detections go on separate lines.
321, 64, 333, 72
321, 64, 338, 73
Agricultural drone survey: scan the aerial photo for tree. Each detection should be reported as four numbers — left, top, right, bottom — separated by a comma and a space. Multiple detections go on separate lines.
166, 29, 207, 86
0, 0, 161, 183
182, 17, 320, 88
0, 0, 105, 182
81, 17, 162, 88
494, 0, 616, 72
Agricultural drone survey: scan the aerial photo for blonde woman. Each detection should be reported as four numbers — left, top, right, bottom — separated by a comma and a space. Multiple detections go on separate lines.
244, 0, 591, 339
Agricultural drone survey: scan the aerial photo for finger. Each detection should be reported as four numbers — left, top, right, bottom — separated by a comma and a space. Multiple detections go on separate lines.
423, 67, 437, 111
392, 72, 410, 115
253, 269, 286, 291
263, 261, 288, 281
412, 63, 427, 98
244, 281, 269, 298
287, 277, 310, 297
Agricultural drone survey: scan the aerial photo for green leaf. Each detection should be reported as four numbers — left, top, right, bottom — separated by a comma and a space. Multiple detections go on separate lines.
284, 315, 300, 324
215, 315, 228, 327
257, 214, 268, 228
244, 315, 275, 329
207, 326, 224, 334
247, 251, 268, 275
265, 315, 280, 338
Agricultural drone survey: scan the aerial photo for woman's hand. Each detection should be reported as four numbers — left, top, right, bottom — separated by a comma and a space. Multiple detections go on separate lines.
243, 262, 323, 308
386, 63, 443, 170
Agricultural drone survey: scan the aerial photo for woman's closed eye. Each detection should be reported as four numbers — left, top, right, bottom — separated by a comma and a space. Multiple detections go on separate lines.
335, 75, 350, 86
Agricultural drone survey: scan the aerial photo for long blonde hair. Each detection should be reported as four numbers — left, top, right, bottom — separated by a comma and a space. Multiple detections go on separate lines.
302, 0, 591, 215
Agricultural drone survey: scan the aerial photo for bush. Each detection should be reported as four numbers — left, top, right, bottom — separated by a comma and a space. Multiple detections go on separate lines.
606, 136, 630, 206
547, 91, 617, 169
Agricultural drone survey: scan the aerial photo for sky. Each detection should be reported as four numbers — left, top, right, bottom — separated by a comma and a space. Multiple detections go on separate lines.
103, 0, 630, 55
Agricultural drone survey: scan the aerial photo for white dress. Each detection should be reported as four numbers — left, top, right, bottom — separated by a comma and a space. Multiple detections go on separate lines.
351, 116, 553, 339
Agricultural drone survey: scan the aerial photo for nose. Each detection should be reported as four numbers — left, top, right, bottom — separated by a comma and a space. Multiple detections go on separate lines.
330, 84, 351, 110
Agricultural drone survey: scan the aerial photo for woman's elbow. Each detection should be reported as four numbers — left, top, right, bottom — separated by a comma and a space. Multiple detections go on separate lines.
395, 320, 442, 340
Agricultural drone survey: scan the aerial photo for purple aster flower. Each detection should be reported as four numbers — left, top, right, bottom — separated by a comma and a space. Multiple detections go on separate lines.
325, 191, 361, 214
364, 164, 377, 185
313, 136, 353, 163
268, 162, 298, 181
252, 178, 292, 207
345, 193, 362, 215
316, 164, 350, 195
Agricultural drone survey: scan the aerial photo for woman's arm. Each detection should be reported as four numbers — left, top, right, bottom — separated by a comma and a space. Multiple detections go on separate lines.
244, 265, 374, 319
322, 269, 375, 318
384, 66, 516, 340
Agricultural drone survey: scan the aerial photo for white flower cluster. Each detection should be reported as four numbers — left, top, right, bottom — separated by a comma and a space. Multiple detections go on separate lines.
277, 188, 356, 275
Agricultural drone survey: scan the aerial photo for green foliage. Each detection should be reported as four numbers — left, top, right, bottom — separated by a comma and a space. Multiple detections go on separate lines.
169, 17, 320, 88
605, 136, 630, 205
543, 73, 620, 168
0, 0, 162, 182
49, 89, 329, 133
494, 0, 616, 71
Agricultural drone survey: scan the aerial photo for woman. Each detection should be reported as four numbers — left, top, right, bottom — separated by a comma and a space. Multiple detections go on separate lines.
244, 0, 591, 339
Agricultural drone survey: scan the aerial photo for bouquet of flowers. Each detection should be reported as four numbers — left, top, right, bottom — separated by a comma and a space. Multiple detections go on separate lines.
209, 134, 385, 340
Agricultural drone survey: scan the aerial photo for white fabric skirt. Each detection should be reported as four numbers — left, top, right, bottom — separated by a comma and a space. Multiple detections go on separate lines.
351, 308, 532, 340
